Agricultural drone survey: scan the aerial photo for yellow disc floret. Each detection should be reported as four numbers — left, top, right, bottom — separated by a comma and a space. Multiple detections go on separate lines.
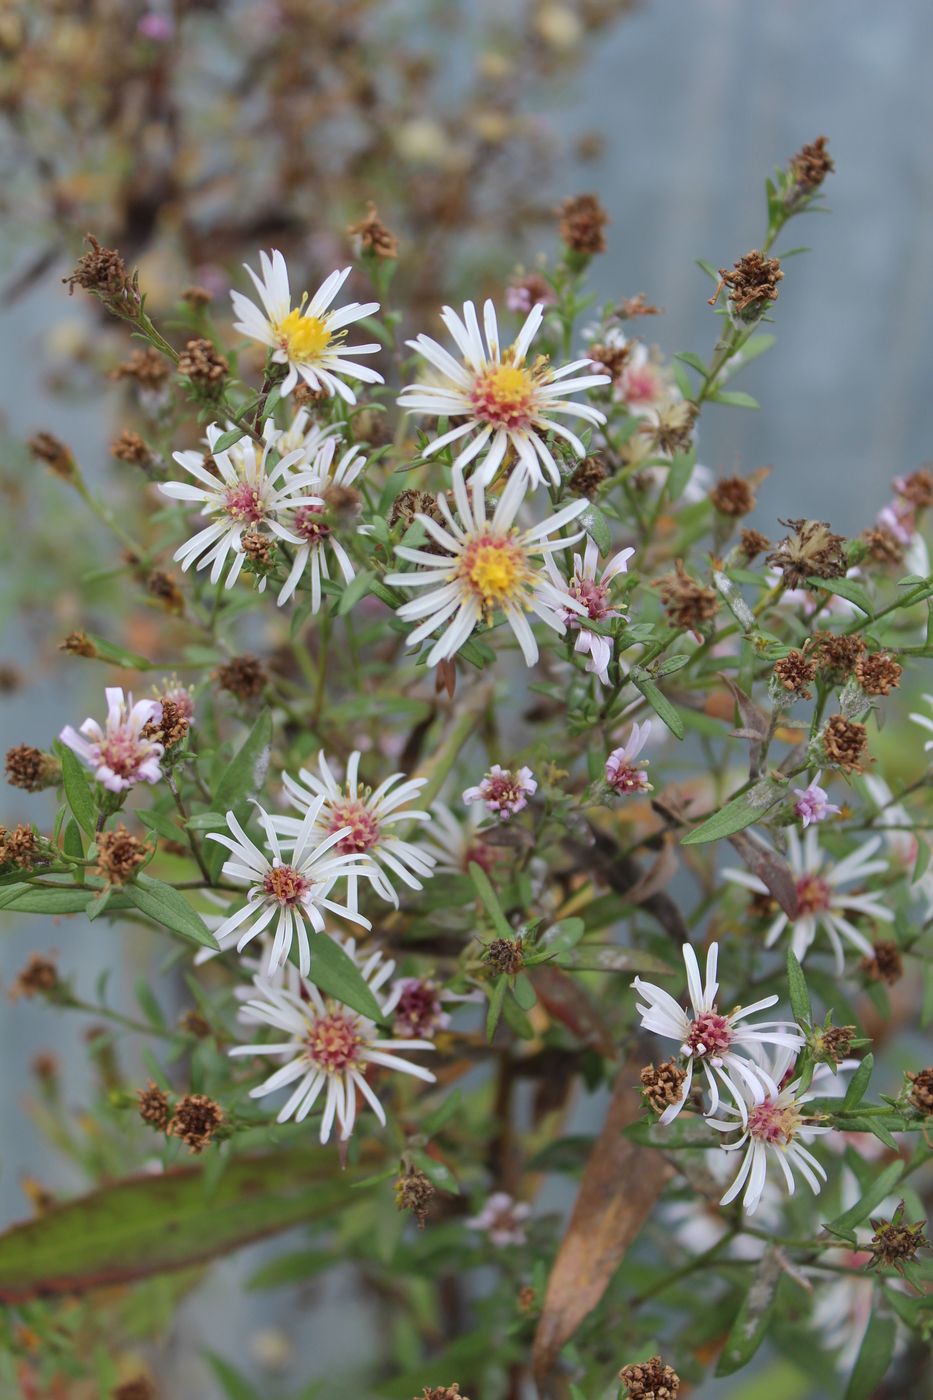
274, 307, 332, 362
460, 533, 529, 619
470, 362, 535, 429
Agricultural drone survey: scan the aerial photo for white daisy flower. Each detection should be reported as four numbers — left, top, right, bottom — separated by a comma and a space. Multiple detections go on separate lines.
272, 405, 342, 463
385, 467, 588, 667
418, 802, 499, 877
60, 686, 163, 792
466, 1191, 531, 1247
708, 1045, 840, 1215
605, 721, 652, 795
545, 537, 634, 683
462, 764, 536, 821
632, 941, 804, 1126
230, 250, 383, 401
276, 435, 367, 609
398, 298, 609, 488
909, 693, 933, 753
271, 750, 435, 912
160, 423, 322, 589
230, 945, 436, 1142
723, 828, 892, 972
863, 774, 933, 918
204, 801, 373, 977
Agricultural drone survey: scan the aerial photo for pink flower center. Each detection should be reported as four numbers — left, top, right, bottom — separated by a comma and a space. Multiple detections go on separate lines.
622, 365, 662, 404
748, 1098, 798, 1146
568, 575, 613, 621
224, 482, 264, 523
394, 979, 443, 1038
293, 504, 331, 546
605, 763, 649, 795
683, 1010, 733, 1059
795, 873, 832, 914
463, 838, 495, 874
263, 864, 310, 906
306, 1010, 362, 1071
328, 799, 380, 854
98, 731, 155, 779
480, 771, 529, 815
470, 363, 535, 430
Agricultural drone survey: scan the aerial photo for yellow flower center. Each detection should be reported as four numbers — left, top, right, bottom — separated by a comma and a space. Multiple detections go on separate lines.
471, 362, 535, 429
274, 307, 332, 362
460, 533, 529, 618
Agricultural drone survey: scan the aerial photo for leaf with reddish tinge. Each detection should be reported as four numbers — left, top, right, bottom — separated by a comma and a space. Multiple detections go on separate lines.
532, 964, 615, 1055
532, 1064, 673, 1389
727, 829, 798, 918
0, 1151, 368, 1303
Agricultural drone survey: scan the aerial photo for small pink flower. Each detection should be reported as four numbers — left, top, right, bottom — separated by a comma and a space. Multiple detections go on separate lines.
467, 1191, 531, 1247
793, 773, 841, 829
605, 722, 652, 795
463, 765, 536, 821
505, 273, 556, 315
137, 12, 175, 41
547, 538, 635, 685
60, 687, 164, 793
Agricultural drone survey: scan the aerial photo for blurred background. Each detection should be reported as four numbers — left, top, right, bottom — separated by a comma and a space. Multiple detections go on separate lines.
1, 1, 931, 1395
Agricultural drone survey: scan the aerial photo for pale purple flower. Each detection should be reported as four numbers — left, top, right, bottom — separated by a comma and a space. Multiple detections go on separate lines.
467, 1191, 531, 1247
605, 722, 652, 794
60, 687, 163, 793
463, 764, 536, 821
793, 772, 841, 829
137, 11, 174, 41
546, 538, 635, 684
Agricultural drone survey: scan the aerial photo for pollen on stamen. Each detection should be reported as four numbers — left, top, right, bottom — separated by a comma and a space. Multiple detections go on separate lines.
293, 504, 331, 545
682, 1010, 733, 1059
274, 307, 333, 362
263, 864, 310, 905
470, 363, 535, 430
306, 1009, 362, 1072
328, 799, 380, 854
224, 482, 265, 523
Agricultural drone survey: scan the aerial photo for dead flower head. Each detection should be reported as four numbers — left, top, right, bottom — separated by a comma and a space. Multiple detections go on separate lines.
640, 1060, 687, 1115
168, 1093, 224, 1154
906, 1067, 933, 1115
112, 430, 154, 470
569, 454, 609, 498
147, 570, 185, 615
867, 1202, 930, 1274
619, 1354, 681, 1400
95, 825, 151, 886
790, 135, 834, 193
822, 714, 868, 772
712, 249, 783, 319
112, 1379, 156, 1400
656, 561, 718, 630
854, 652, 902, 696
860, 940, 903, 986
214, 654, 268, 701
177, 337, 229, 391
483, 937, 525, 976
643, 400, 697, 456
808, 631, 865, 679
772, 650, 816, 699
27, 431, 76, 481
9, 953, 59, 1002
64, 234, 138, 311
60, 631, 98, 658
349, 202, 400, 260
861, 524, 906, 568
738, 527, 770, 561
0, 823, 41, 870
5, 744, 59, 792
767, 518, 848, 589
709, 475, 757, 517
415, 1388, 470, 1400
111, 347, 170, 390
137, 1080, 172, 1132
558, 193, 610, 256
395, 1166, 435, 1228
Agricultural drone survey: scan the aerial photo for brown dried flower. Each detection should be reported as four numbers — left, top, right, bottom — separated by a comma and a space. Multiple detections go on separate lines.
767, 518, 848, 589
95, 825, 151, 886
214, 654, 268, 701
112, 347, 171, 390
896, 467, 933, 510
558, 193, 609, 256
854, 652, 902, 696
415, 1388, 469, 1400
64, 234, 136, 308
177, 337, 229, 390
0, 823, 40, 870
483, 937, 525, 976
619, 1355, 681, 1400
27, 431, 76, 481
142, 697, 190, 750
790, 135, 834, 192
868, 1203, 929, 1274
861, 524, 906, 568
656, 560, 718, 630
587, 340, 632, 380
60, 631, 99, 658
710, 475, 756, 517
111, 430, 154, 469
5, 744, 59, 792
112, 1378, 156, 1400
618, 293, 660, 319
813, 1025, 858, 1067
738, 527, 770, 560
179, 1009, 212, 1039
348, 201, 399, 260
168, 1093, 224, 1154
182, 285, 213, 308
241, 530, 278, 574
773, 650, 816, 699
906, 1067, 933, 1115
293, 383, 330, 409
644, 401, 697, 456
147, 570, 185, 615
395, 1166, 435, 1228
640, 1060, 687, 1115
137, 1081, 172, 1131
822, 715, 868, 772
808, 631, 865, 679
712, 249, 783, 318
9, 953, 59, 1002
569, 454, 609, 499
860, 940, 903, 986
389, 489, 445, 533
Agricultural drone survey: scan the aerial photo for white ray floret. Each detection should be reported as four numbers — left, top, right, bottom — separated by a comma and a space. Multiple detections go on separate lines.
60, 687, 163, 792
276, 435, 367, 609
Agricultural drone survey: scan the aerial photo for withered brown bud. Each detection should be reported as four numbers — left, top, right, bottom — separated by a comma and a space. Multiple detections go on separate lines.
111, 347, 170, 390
241, 529, 278, 576
483, 937, 525, 976
136, 1080, 172, 1131
95, 825, 151, 886
896, 467, 933, 510
64, 234, 136, 308
586, 340, 632, 380
813, 1025, 858, 1067
395, 1166, 435, 1228
861, 525, 906, 568
712, 249, 783, 318
5, 744, 59, 792
214, 654, 268, 701
808, 631, 865, 679
27, 431, 76, 481
767, 518, 848, 589
822, 714, 868, 772
569, 454, 609, 499
111, 430, 154, 469
177, 337, 229, 390
0, 664, 20, 693
773, 650, 816, 699
146, 570, 185, 615
906, 1067, 933, 1115
179, 1009, 212, 1039
182, 285, 213, 308
517, 1284, 536, 1312
643, 401, 697, 456
640, 1060, 687, 1115
655, 560, 718, 630
389, 489, 445, 533
867, 1204, 929, 1274
710, 475, 756, 517
60, 631, 99, 658
112, 1378, 156, 1400
293, 382, 330, 409
0, 823, 41, 870
32, 1051, 59, 1082
415, 1387, 470, 1400
790, 135, 834, 193
739, 527, 770, 560
348, 202, 400, 260
9, 953, 59, 1002
618, 293, 660, 319
860, 940, 903, 986
143, 697, 190, 750
558, 193, 609, 256
168, 1093, 224, 1154
854, 652, 902, 696
619, 1354, 681, 1400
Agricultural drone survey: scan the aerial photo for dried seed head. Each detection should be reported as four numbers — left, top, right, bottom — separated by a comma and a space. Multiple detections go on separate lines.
808, 631, 866, 679
644, 400, 697, 456
896, 467, 933, 510
389, 488, 445, 533
182, 285, 213, 308
739, 527, 770, 561
146, 570, 185, 615
395, 1166, 435, 1227
112, 1379, 156, 1400
27, 431, 76, 481
812, 1025, 858, 1067
9, 953, 59, 1001
0, 823, 40, 870
111, 430, 154, 469
179, 1009, 212, 1039
293, 382, 330, 408
483, 937, 525, 976
587, 340, 632, 380
142, 697, 190, 750
0, 664, 20, 693
64, 234, 136, 307
95, 825, 151, 885
619, 1354, 681, 1400
822, 714, 868, 772
558, 193, 610, 256
32, 1051, 59, 1082
168, 1093, 224, 1154
415, 1387, 469, 1400
854, 652, 902, 696
241, 529, 279, 579
348, 202, 400, 260
767, 518, 848, 589
60, 631, 98, 658
111, 347, 170, 390
868, 1205, 930, 1273
906, 1067, 933, 1115
214, 654, 268, 701
177, 337, 229, 390
773, 650, 816, 699
713, 249, 783, 319
790, 135, 835, 192
136, 1080, 172, 1131
860, 940, 903, 985
655, 560, 718, 630
5, 744, 59, 792
861, 524, 906, 568
569, 454, 609, 499
618, 293, 660, 319
710, 475, 756, 517
640, 1060, 687, 1115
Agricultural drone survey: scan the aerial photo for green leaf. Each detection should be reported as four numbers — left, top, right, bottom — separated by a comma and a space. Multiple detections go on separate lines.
80, 634, 155, 670
667, 449, 697, 500
512, 971, 537, 1011
554, 946, 675, 975
85, 886, 113, 922
632, 673, 684, 740
303, 930, 383, 1022
805, 576, 873, 617
469, 862, 513, 938
624, 1116, 715, 1150
709, 389, 760, 409
137, 808, 183, 842
124, 873, 216, 949
62, 818, 85, 861
247, 1249, 330, 1291
0, 1150, 363, 1302
786, 949, 811, 1027
420, 1090, 463, 1140
580, 504, 611, 555
843, 1311, 896, 1400
536, 918, 587, 958
408, 1147, 460, 1195
210, 427, 248, 454
680, 783, 780, 845
1, 885, 104, 915
841, 1053, 874, 1110
0, 882, 32, 911
486, 976, 507, 1041
337, 568, 375, 615
56, 744, 98, 837
212, 709, 273, 812
826, 1159, 904, 1236
206, 1356, 262, 1400
715, 1248, 783, 1376
675, 351, 708, 374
